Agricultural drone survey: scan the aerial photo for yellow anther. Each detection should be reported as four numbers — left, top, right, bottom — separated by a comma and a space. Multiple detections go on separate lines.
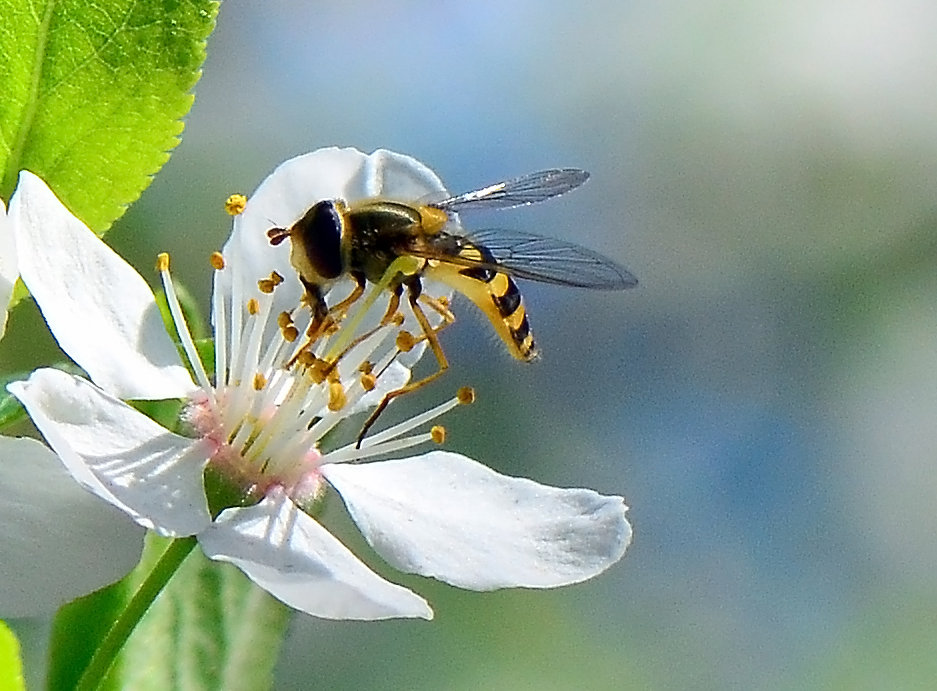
328, 381, 347, 411
258, 278, 276, 294
210, 251, 225, 270
358, 360, 374, 375
360, 372, 377, 391
437, 295, 450, 308
456, 386, 476, 405
270, 271, 284, 285
430, 425, 446, 444
224, 193, 247, 216
277, 311, 293, 328
396, 330, 417, 352
253, 373, 267, 390
282, 325, 299, 342
156, 253, 170, 272
295, 350, 316, 367
247, 298, 260, 315
304, 357, 331, 383
391, 313, 405, 326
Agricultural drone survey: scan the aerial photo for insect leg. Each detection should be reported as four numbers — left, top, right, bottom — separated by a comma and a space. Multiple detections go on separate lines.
327, 273, 366, 319
380, 284, 403, 325
323, 286, 405, 367
300, 279, 329, 333
285, 279, 343, 369
355, 280, 451, 447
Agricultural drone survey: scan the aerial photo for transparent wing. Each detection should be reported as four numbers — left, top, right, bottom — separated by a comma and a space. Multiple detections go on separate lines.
415, 229, 638, 290
430, 169, 590, 212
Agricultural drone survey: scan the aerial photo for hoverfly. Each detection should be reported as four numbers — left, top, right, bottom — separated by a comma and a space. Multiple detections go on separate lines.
267, 167, 637, 441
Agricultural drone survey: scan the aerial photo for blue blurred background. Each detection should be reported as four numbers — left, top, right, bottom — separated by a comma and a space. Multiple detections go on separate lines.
31, 1, 937, 688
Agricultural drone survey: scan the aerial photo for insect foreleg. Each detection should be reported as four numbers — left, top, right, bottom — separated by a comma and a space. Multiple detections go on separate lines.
326, 273, 366, 319
300, 279, 329, 333
379, 284, 403, 325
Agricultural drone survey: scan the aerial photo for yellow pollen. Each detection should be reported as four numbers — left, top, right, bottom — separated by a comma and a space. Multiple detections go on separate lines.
224, 193, 247, 216
270, 271, 284, 285
396, 330, 417, 352
437, 295, 450, 308
282, 325, 299, 342
156, 253, 170, 272
210, 251, 225, 270
277, 311, 293, 328
247, 298, 260, 315
457, 386, 476, 405
358, 360, 374, 375
253, 373, 267, 390
305, 357, 332, 384
360, 372, 377, 391
391, 313, 405, 326
431, 425, 446, 444
296, 350, 317, 367
257, 278, 276, 294
328, 381, 347, 411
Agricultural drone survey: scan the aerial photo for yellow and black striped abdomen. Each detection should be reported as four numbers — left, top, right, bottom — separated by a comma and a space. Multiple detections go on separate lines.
427, 261, 538, 362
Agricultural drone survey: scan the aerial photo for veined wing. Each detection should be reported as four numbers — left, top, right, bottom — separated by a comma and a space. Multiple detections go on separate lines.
430, 169, 590, 212
414, 228, 638, 290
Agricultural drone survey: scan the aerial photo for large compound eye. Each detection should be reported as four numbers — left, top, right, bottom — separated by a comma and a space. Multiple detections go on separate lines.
295, 200, 344, 279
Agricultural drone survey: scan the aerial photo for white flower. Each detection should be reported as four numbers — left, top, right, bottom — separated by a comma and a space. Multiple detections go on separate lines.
8, 148, 632, 620
0, 173, 143, 617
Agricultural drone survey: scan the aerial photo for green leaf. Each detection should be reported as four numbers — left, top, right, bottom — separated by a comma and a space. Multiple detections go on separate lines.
0, 621, 26, 691
0, 381, 27, 430
0, 0, 219, 232
48, 535, 291, 691
47, 575, 133, 691
111, 538, 291, 691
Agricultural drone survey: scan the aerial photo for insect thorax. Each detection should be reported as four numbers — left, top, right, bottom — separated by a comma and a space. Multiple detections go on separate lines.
344, 200, 431, 284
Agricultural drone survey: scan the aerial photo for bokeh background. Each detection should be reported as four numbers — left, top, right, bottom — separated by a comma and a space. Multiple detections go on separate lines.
12, 0, 937, 688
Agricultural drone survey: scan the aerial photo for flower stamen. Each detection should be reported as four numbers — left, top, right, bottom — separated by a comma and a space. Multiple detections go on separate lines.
157, 252, 216, 402
224, 193, 247, 216
357, 390, 467, 449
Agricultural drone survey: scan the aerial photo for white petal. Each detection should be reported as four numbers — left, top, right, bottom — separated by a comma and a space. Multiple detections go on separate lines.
199, 490, 432, 620
355, 149, 448, 200
0, 195, 15, 338
322, 451, 632, 590
9, 369, 211, 537
222, 148, 369, 315
0, 436, 144, 617
9, 171, 194, 400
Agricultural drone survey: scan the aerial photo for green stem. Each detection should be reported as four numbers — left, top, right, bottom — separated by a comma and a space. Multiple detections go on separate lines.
75, 536, 198, 691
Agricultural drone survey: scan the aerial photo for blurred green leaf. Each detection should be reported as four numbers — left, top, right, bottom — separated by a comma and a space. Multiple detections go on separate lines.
47, 575, 132, 691
0, 621, 25, 691
0, 380, 27, 430
0, 0, 218, 232
49, 535, 290, 691
112, 537, 291, 691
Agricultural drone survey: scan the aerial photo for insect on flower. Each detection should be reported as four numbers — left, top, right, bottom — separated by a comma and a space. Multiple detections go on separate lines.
267, 166, 638, 442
